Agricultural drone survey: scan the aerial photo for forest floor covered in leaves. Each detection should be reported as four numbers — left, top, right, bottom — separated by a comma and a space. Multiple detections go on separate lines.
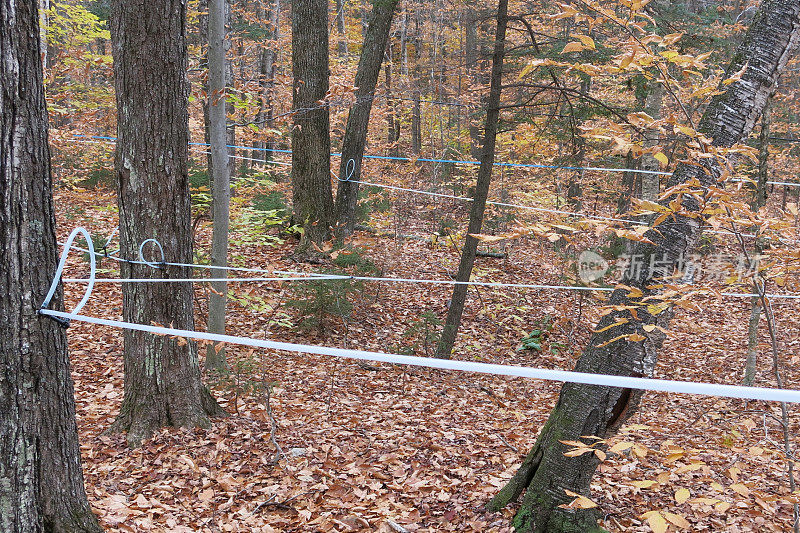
57, 186, 800, 532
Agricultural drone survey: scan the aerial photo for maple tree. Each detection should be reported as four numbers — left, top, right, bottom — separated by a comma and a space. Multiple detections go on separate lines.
0, 0, 100, 529
109, 0, 225, 446
25, 0, 800, 530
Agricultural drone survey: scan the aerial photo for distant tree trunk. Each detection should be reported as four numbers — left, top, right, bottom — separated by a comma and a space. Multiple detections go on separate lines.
39, 0, 49, 67
0, 1, 101, 530
488, 2, 800, 530
254, 0, 280, 165
744, 101, 771, 386
640, 80, 664, 201
411, 87, 422, 153
334, 0, 399, 241
110, 0, 225, 447
206, 0, 230, 371
335, 0, 348, 56
465, 10, 483, 159
617, 149, 637, 214
291, 0, 334, 246
435, 0, 507, 359
385, 41, 401, 157
567, 75, 592, 208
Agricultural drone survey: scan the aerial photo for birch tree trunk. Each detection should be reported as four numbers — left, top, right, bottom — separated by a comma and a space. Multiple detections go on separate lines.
435, 0, 507, 359
0, 0, 100, 529
206, 0, 230, 371
110, 0, 225, 447
291, 0, 334, 246
334, 0, 399, 241
488, 2, 800, 530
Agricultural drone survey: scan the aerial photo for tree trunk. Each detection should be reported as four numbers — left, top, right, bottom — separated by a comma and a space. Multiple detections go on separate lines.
489, 2, 800, 530
0, 1, 100, 530
110, 0, 225, 447
206, 0, 230, 371
465, 10, 483, 159
744, 101, 771, 386
566, 75, 592, 208
334, 0, 399, 241
435, 0, 507, 359
385, 41, 401, 157
640, 80, 664, 201
291, 0, 334, 246
335, 0, 348, 56
254, 0, 280, 165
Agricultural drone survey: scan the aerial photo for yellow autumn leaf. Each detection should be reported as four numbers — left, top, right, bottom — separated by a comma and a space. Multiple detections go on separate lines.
594, 449, 607, 461
609, 441, 634, 454
596, 333, 629, 348
551, 3, 579, 20
572, 34, 596, 50
722, 63, 747, 85
641, 511, 668, 533
560, 490, 598, 509
628, 333, 646, 342
632, 480, 658, 489
654, 151, 668, 165
562, 41, 586, 54
675, 487, 691, 504
646, 302, 671, 316
715, 501, 732, 512
664, 511, 691, 529
662, 32, 684, 45
730, 483, 750, 497
594, 318, 629, 333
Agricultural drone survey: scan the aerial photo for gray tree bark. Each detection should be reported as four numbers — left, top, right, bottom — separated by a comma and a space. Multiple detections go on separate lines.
335, 0, 348, 56
640, 80, 664, 201
334, 0, 399, 241
489, 2, 800, 530
0, 0, 100, 530
291, 0, 334, 246
744, 101, 771, 386
110, 0, 225, 447
384, 41, 401, 157
253, 0, 280, 164
206, 0, 231, 371
435, 0, 507, 359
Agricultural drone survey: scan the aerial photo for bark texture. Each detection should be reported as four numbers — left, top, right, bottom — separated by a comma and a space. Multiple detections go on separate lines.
640, 80, 664, 201
291, 0, 334, 245
489, 2, 800, 531
206, 0, 231, 371
110, 0, 224, 447
435, 0, 507, 359
0, 1, 100, 530
334, 0, 399, 240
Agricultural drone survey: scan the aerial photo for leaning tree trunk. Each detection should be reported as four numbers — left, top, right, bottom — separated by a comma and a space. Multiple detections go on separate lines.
110, 0, 225, 447
435, 0, 507, 359
0, 0, 101, 530
488, 2, 800, 531
291, 0, 334, 246
206, 0, 231, 371
334, 0, 399, 241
